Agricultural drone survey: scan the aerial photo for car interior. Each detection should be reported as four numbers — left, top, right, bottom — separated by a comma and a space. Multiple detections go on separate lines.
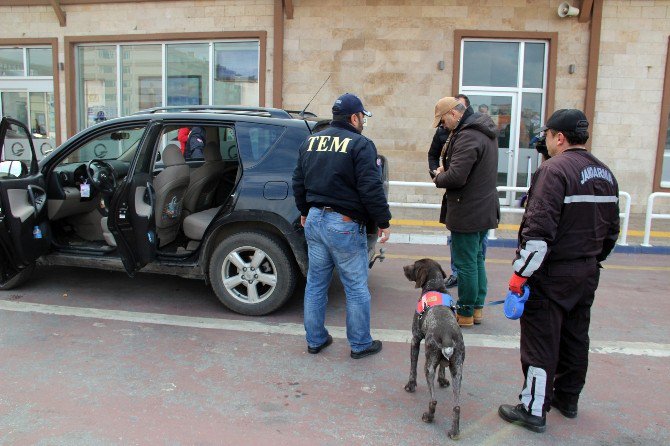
46, 123, 240, 257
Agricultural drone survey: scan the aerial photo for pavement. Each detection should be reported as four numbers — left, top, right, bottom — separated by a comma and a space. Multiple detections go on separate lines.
1, 242, 669, 445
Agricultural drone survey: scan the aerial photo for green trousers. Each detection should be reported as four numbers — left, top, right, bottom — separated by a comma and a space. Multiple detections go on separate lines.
451, 230, 488, 317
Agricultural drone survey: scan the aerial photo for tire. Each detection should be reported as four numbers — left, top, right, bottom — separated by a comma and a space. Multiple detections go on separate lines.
0, 263, 36, 291
209, 231, 297, 316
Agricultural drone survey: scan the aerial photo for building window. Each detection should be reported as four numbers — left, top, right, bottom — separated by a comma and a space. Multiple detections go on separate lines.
0, 46, 56, 158
76, 40, 260, 131
655, 37, 670, 190
459, 38, 548, 204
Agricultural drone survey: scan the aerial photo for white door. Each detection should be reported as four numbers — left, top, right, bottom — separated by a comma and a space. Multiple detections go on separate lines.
459, 39, 548, 205
0, 79, 56, 160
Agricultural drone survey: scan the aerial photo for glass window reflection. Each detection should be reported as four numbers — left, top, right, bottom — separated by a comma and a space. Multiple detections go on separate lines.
462, 41, 518, 87
121, 44, 162, 114
523, 43, 545, 88
166, 43, 209, 106
78, 45, 118, 129
27, 48, 52, 76
213, 41, 259, 106
0, 48, 25, 76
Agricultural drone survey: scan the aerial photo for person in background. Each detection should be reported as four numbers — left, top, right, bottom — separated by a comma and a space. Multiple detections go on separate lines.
478, 104, 489, 115
186, 126, 206, 159
177, 127, 191, 155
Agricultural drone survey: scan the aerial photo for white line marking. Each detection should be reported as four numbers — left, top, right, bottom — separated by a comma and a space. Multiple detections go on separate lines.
1, 300, 669, 358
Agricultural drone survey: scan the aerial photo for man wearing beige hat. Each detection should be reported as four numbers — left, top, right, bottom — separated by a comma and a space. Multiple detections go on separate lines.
432, 96, 499, 326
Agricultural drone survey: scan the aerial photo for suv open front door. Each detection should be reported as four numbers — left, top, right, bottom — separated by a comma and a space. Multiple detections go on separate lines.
0, 117, 51, 285
107, 121, 161, 277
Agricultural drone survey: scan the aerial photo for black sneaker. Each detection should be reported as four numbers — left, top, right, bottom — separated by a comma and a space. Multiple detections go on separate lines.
307, 335, 333, 354
444, 274, 458, 288
498, 404, 546, 433
551, 392, 578, 418
350, 340, 382, 359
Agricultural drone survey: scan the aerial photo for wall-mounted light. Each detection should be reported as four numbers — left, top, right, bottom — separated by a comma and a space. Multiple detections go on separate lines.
58, 62, 64, 71
437, 60, 445, 71
558, 2, 580, 18
568, 64, 576, 74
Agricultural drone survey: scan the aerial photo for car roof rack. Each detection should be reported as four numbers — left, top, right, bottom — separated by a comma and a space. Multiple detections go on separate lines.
285, 110, 318, 118
134, 105, 293, 119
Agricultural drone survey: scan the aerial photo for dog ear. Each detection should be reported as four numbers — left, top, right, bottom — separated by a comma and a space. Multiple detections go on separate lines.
414, 263, 428, 289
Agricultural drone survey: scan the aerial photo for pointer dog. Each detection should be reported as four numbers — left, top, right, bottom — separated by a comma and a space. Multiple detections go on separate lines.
403, 258, 465, 440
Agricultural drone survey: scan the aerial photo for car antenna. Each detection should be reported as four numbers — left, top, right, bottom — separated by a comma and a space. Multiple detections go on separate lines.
300, 74, 331, 118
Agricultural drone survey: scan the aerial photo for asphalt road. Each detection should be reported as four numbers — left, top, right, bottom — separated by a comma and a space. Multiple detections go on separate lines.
1, 244, 669, 445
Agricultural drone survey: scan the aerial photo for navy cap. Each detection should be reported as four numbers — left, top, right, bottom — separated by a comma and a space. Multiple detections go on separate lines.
540, 109, 589, 133
332, 93, 372, 117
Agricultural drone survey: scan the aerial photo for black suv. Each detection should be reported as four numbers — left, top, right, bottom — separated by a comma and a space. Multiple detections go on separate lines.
0, 107, 387, 315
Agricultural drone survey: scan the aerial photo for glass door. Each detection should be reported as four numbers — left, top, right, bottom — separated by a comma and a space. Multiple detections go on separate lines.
459, 39, 548, 205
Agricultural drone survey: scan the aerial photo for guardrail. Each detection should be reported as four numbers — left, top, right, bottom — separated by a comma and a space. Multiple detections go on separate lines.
641, 192, 670, 247
388, 181, 631, 246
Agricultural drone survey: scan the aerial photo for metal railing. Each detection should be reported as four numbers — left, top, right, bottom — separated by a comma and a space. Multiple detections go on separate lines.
641, 192, 670, 247
388, 181, 631, 246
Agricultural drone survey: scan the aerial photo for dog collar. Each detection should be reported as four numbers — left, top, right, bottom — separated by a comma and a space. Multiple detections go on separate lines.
417, 291, 455, 314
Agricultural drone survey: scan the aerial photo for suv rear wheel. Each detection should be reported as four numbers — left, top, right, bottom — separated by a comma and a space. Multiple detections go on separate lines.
209, 231, 297, 316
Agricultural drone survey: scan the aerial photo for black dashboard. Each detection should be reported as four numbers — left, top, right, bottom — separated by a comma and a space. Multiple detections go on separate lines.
48, 160, 130, 200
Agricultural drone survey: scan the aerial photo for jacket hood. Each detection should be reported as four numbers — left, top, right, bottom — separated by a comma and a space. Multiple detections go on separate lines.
190, 126, 206, 138
461, 112, 497, 139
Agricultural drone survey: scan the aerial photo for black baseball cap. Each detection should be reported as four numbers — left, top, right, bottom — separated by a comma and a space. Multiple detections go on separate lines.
540, 109, 589, 133
332, 93, 372, 117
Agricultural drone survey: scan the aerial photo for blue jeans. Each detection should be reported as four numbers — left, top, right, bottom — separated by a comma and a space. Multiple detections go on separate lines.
303, 207, 373, 353
449, 232, 488, 276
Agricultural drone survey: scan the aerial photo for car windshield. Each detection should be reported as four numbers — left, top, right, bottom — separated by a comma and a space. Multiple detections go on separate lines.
60, 126, 146, 165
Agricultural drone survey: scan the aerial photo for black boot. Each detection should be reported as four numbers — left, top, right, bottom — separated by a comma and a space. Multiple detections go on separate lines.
551, 392, 579, 418
498, 404, 546, 433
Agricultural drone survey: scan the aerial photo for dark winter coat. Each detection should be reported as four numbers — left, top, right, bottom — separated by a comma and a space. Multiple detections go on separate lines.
186, 126, 206, 159
292, 120, 391, 228
434, 112, 500, 233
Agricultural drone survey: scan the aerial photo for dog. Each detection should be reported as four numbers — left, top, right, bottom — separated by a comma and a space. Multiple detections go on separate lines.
403, 258, 465, 440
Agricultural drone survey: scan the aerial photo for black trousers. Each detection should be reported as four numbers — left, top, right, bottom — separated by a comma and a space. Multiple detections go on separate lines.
518, 259, 600, 416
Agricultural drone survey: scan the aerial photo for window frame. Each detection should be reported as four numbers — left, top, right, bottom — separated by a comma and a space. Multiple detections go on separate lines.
0, 39, 61, 146
65, 32, 267, 138
653, 37, 670, 192
452, 30, 557, 123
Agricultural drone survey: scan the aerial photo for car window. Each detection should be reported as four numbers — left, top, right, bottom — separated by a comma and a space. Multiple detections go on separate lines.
218, 126, 238, 161
235, 122, 285, 164
61, 126, 147, 165
0, 120, 34, 179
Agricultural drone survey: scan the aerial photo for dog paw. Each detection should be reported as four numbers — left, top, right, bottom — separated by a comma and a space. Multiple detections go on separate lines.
447, 430, 459, 440
422, 412, 434, 423
404, 381, 416, 393
438, 378, 450, 388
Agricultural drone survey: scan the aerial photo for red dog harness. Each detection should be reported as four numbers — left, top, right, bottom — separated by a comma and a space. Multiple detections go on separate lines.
417, 291, 455, 315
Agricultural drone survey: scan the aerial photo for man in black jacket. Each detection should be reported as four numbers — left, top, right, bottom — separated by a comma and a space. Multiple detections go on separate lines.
432, 97, 499, 327
499, 109, 620, 433
293, 93, 391, 359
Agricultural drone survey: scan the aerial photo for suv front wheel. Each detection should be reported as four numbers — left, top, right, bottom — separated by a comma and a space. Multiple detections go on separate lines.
209, 231, 298, 316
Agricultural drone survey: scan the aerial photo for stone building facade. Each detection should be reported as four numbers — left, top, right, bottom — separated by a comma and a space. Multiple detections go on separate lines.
1, 0, 669, 214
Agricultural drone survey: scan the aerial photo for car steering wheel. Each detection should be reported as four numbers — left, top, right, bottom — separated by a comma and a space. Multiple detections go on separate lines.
87, 159, 117, 194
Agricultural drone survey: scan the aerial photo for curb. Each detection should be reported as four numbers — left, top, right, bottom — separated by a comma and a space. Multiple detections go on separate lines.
388, 234, 670, 255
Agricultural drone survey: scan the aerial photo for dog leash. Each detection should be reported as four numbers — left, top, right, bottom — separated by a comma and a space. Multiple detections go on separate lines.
456, 299, 505, 309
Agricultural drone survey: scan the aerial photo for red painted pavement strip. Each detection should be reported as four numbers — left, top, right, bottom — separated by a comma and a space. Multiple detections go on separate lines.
0, 311, 668, 445
2, 247, 669, 345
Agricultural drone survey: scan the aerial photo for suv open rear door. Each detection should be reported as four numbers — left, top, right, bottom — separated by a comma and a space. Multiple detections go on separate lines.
107, 121, 162, 277
0, 117, 51, 285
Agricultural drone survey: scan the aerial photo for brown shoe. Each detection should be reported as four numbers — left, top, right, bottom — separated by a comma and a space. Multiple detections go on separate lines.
474, 308, 483, 325
457, 314, 474, 327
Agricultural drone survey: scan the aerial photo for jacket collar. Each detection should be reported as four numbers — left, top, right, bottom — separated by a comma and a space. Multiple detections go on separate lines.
330, 120, 361, 134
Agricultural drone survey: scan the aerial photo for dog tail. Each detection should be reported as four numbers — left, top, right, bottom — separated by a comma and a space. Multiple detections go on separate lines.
442, 346, 454, 359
